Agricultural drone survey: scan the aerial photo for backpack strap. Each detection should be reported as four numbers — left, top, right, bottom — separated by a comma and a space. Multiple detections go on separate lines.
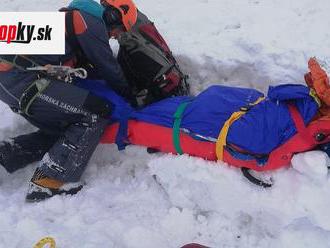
65, 10, 78, 48
60, 8, 87, 67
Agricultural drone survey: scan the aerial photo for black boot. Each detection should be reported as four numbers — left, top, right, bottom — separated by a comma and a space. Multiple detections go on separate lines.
26, 168, 83, 202
0, 141, 12, 171
0, 131, 59, 173
0, 140, 26, 173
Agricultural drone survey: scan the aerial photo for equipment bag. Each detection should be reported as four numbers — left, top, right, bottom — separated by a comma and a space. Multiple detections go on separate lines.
117, 21, 189, 106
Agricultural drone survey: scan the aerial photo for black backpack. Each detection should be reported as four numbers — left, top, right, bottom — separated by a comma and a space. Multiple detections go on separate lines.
117, 11, 189, 106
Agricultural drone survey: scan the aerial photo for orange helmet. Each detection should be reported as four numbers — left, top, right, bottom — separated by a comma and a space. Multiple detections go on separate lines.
101, 0, 137, 31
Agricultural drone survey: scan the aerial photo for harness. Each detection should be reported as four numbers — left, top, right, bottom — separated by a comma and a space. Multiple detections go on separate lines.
0, 55, 87, 116
0, 7, 93, 116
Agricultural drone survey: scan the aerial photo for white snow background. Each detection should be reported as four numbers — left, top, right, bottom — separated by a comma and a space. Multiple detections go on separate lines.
1, 0, 330, 247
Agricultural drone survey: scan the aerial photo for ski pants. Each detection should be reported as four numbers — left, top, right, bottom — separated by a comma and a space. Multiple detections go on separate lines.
1, 78, 111, 183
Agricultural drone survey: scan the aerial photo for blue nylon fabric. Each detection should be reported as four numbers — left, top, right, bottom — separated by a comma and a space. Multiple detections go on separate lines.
69, 0, 105, 20
268, 84, 315, 101
132, 84, 318, 154
131, 85, 264, 137
78, 81, 319, 155
75, 79, 133, 150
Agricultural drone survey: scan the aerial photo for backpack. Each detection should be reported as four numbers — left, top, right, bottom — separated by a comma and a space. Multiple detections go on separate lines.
117, 12, 190, 106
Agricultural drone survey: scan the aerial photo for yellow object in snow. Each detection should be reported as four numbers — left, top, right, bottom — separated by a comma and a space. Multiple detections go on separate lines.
34, 237, 56, 248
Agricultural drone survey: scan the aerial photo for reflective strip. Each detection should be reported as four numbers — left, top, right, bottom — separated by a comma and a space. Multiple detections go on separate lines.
216, 96, 265, 161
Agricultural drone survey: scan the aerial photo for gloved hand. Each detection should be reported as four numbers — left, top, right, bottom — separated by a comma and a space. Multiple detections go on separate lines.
307, 58, 330, 106
111, 84, 137, 106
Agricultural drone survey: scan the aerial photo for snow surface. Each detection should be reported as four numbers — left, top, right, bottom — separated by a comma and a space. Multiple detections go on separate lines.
1, 0, 330, 247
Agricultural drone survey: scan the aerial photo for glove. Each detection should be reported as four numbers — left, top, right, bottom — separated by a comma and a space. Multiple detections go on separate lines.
308, 58, 330, 106
111, 84, 137, 106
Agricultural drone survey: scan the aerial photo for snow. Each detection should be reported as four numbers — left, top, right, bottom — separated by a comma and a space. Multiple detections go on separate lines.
292, 151, 329, 183
1, 0, 330, 247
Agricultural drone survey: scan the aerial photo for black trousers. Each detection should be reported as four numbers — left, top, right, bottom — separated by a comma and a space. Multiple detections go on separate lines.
0, 130, 58, 173
1, 79, 110, 183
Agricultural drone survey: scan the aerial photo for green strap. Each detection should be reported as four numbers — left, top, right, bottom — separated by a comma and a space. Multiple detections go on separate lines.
173, 101, 190, 155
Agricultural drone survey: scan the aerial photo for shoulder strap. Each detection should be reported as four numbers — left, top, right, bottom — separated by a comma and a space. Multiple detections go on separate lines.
59, 8, 87, 67
65, 10, 83, 58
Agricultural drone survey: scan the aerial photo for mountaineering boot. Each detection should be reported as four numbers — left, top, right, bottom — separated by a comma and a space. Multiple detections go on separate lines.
0, 140, 33, 173
0, 131, 58, 173
0, 140, 28, 173
0, 141, 11, 171
26, 168, 83, 202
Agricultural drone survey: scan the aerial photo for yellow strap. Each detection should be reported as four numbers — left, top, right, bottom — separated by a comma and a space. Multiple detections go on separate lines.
250, 96, 265, 106
309, 88, 322, 107
34, 237, 56, 248
216, 111, 245, 161
216, 96, 265, 161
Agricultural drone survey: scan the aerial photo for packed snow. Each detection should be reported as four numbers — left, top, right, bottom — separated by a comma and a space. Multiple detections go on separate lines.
1, 0, 330, 247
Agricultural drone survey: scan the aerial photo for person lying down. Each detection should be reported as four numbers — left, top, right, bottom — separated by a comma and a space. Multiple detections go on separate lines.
2, 58, 327, 192
77, 57, 330, 186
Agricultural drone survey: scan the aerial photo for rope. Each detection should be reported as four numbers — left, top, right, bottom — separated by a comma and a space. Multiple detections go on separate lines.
0, 55, 87, 83
34, 237, 56, 248
26, 65, 87, 83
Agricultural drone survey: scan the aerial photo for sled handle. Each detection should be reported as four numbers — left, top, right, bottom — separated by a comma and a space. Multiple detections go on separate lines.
241, 167, 273, 188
